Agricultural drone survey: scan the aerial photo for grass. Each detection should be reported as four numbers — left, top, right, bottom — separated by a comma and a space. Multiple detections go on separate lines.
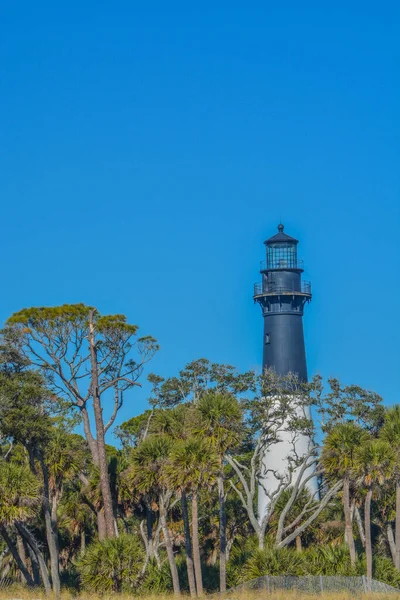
1, 590, 400, 600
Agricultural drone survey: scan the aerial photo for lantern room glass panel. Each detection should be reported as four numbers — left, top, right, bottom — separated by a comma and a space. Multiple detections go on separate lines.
267, 243, 298, 269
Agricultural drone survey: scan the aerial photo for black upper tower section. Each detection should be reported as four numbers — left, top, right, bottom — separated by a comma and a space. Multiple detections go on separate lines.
254, 224, 311, 381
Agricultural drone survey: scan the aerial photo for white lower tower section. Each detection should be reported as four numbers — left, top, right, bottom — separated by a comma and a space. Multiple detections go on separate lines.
257, 403, 318, 521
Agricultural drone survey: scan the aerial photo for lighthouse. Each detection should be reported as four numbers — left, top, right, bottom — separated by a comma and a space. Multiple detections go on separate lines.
254, 224, 314, 518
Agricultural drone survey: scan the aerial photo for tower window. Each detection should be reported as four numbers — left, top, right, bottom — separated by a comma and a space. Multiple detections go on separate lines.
265, 333, 270, 344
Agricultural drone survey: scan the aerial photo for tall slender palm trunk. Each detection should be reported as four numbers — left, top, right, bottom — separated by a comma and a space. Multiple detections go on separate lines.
387, 523, 396, 563
26, 543, 41, 585
192, 489, 203, 596
159, 496, 180, 596
146, 504, 154, 557
396, 478, 400, 569
97, 509, 107, 540
16, 533, 28, 582
217, 475, 227, 592
365, 488, 373, 582
181, 491, 197, 597
354, 504, 365, 547
80, 529, 86, 553
343, 474, 356, 566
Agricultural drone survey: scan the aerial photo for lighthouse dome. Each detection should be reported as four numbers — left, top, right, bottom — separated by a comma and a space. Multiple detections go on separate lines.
264, 223, 298, 245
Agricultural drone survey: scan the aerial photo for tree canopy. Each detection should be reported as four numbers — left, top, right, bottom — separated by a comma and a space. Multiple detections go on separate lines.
0, 308, 399, 595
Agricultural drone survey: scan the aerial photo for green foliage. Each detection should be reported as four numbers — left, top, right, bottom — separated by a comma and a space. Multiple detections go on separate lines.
234, 543, 400, 586
380, 404, 400, 462
372, 555, 400, 587
115, 410, 155, 448
96, 314, 138, 335
167, 437, 219, 491
380, 405, 400, 448
46, 430, 87, 489
322, 422, 370, 479
0, 336, 399, 595
77, 534, 145, 593
201, 563, 220, 592
138, 554, 220, 594
195, 390, 243, 455
139, 559, 173, 594
0, 461, 41, 524
59, 481, 95, 539
128, 434, 173, 494
7, 303, 93, 327
271, 487, 316, 533
146, 358, 252, 408
354, 439, 395, 488
227, 535, 259, 587
241, 546, 308, 579
150, 404, 189, 439
4, 303, 158, 407
305, 544, 356, 575
0, 367, 52, 450
237, 544, 359, 581
314, 376, 385, 433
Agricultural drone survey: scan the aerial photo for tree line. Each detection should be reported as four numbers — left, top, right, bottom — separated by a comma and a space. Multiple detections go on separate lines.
0, 303, 399, 596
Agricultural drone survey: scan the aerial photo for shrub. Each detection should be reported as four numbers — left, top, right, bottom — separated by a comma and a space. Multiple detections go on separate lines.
369, 555, 400, 588
77, 534, 144, 593
304, 544, 356, 576
241, 547, 307, 580
227, 536, 259, 587
139, 559, 173, 594
202, 563, 219, 592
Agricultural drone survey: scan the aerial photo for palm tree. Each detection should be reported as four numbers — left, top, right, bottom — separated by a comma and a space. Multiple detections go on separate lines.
195, 391, 243, 592
128, 435, 181, 596
380, 405, 400, 568
353, 439, 395, 582
0, 461, 40, 587
168, 437, 219, 596
150, 405, 197, 596
42, 429, 86, 596
322, 422, 369, 566
371, 479, 396, 563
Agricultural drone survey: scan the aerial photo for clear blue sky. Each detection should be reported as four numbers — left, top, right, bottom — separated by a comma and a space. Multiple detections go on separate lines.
1, 1, 399, 434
